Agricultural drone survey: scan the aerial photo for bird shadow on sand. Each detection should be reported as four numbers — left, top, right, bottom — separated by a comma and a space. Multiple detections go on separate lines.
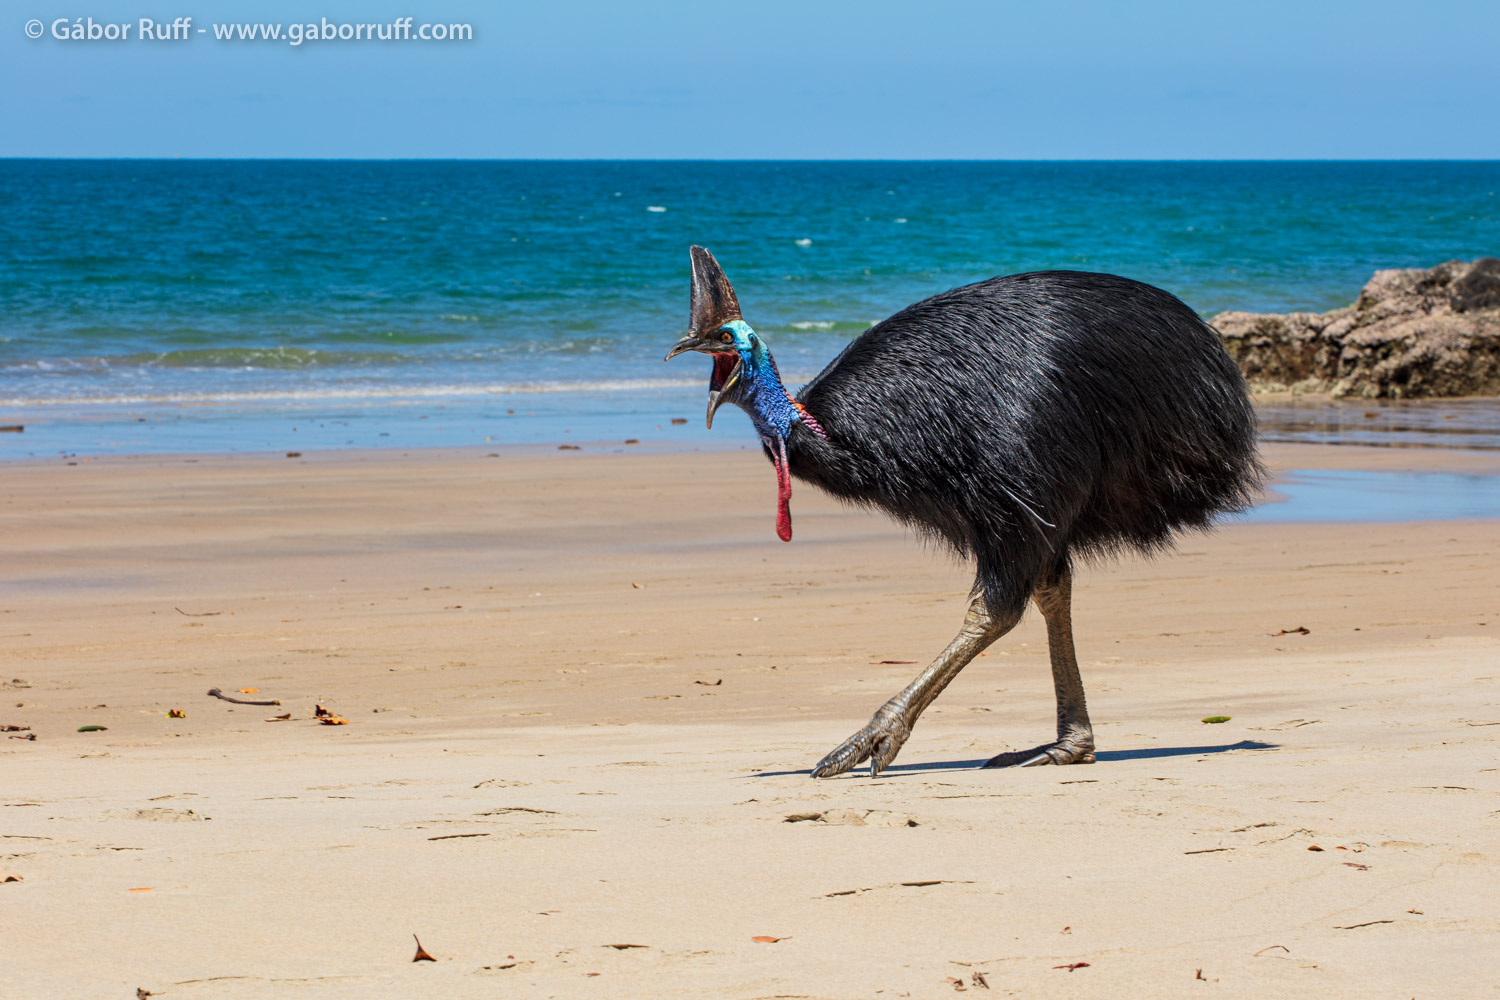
749, 740, 1279, 779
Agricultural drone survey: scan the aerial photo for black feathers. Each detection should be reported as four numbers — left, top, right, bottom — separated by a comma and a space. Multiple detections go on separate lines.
787, 270, 1264, 615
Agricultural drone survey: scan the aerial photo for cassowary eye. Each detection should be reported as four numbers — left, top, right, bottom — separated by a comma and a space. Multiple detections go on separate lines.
720, 331, 734, 344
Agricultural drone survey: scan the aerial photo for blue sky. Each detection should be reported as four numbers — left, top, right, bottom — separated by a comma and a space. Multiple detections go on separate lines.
4, 0, 1498, 158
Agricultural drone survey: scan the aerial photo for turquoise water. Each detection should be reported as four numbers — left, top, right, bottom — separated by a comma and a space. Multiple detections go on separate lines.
2, 160, 1499, 459
1243, 469, 1500, 523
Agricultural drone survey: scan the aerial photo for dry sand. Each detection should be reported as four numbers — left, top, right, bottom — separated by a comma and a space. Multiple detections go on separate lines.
2, 442, 1498, 998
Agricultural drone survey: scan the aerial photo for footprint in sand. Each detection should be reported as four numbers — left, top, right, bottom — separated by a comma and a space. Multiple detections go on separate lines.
784, 808, 918, 828
110, 807, 209, 822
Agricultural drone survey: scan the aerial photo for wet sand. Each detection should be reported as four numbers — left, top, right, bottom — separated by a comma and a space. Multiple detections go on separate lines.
1256, 392, 1500, 452
3, 443, 1498, 998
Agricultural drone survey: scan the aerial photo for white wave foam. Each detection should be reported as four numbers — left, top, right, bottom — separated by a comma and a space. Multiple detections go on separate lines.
790, 321, 836, 331
0, 378, 720, 409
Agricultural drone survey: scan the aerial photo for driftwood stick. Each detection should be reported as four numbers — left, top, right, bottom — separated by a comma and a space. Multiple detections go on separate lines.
207, 688, 281, 707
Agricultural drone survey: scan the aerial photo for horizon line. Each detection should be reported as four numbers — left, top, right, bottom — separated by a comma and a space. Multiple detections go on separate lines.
4, 156, 1500, 164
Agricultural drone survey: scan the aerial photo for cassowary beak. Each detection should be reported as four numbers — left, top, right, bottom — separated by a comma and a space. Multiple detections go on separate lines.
705, 351, 742, 429
665, 334, 743, 429
663, 334, 702, 361
708, 355, 744, 425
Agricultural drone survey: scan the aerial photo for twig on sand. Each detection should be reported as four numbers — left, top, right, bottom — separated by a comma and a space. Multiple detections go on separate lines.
175, 607, 222, 617
207, 688, 280, 707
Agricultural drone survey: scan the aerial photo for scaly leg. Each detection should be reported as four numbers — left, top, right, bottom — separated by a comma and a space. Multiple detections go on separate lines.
811, 588, 1024, 778
983, 567, 1095, 767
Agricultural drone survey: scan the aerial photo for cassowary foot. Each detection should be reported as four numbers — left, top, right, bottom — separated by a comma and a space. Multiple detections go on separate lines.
982, 731, 1095, 768
810, 711, 912, 778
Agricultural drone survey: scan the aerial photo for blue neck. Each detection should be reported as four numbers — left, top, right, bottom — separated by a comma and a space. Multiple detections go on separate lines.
731, 328, 802, 444
714, 320, 824, 544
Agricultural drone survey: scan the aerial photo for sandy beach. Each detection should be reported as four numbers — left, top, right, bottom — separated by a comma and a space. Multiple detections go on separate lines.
3, 441, 1499, 999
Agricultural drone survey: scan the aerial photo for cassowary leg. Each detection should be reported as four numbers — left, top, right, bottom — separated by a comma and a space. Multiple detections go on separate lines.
810, 590, 1024, 778
983, 567, 1096, 767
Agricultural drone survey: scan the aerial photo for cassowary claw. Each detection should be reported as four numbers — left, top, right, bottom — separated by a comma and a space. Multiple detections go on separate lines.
982, 730, 1095, 768
810, 711, 912, 778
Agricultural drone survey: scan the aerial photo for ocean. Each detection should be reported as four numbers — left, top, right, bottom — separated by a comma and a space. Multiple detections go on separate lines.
2, 160, 1498, 458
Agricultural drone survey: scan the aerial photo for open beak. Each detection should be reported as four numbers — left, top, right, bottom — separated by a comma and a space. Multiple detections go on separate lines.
706, 354, 742, 429
665, 335, 743, 429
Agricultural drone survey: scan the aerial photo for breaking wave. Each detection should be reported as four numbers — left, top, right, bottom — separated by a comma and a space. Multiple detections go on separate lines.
0, 378, 721, 408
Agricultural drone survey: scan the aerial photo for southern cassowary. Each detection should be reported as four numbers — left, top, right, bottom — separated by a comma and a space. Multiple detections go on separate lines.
665, 247, 1263, 777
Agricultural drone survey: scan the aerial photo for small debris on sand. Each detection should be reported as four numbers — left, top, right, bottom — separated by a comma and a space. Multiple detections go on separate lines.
208, 688, 280, 707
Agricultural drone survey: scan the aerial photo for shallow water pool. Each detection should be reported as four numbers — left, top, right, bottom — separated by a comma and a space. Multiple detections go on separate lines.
1243, 469, 1500, 523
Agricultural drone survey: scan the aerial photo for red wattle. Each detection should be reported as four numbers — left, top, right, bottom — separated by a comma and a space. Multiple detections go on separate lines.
772, 434, 793, 542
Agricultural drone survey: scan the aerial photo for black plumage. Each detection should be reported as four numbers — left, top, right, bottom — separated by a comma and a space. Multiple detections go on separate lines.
666, 248, 1263, 777
788, 269, 1263, 617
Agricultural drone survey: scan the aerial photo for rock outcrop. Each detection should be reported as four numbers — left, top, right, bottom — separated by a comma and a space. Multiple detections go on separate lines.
1214, 258, 1500, 398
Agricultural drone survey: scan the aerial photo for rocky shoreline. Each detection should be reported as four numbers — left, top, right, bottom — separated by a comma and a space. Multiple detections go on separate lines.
1214, 258, 1500, 398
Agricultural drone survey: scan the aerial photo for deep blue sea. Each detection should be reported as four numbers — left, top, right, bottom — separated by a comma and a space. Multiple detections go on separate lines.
2, 160, 1498, 459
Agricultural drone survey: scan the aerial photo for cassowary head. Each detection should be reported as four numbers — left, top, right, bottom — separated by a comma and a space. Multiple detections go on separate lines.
664, 246, 826, 542
662, 245, 759, 429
